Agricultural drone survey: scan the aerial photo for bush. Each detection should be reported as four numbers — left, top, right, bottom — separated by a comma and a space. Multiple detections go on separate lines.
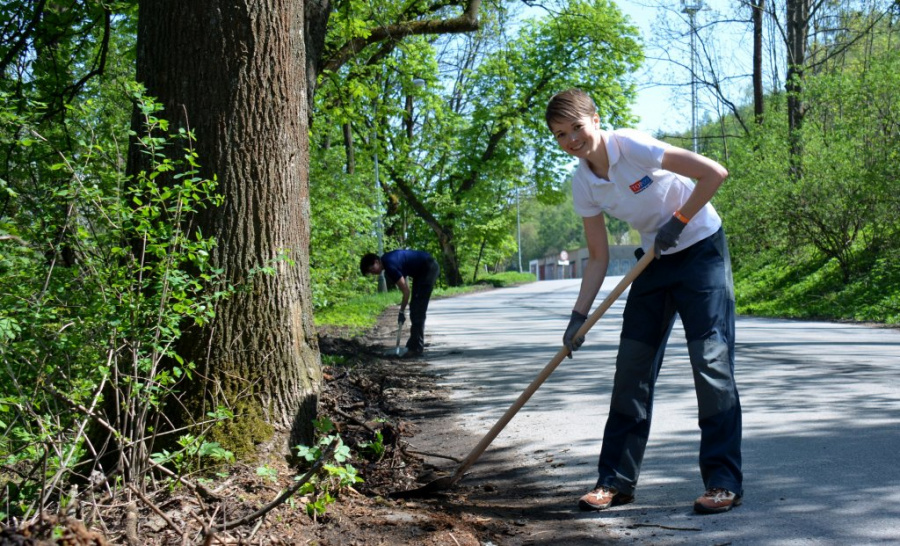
0, 87, 237, 520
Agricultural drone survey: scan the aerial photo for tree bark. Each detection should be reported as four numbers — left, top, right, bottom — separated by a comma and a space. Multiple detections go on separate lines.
751, 0, 765, 123
786, 0, 809, 177
320, 0, 481, 74
133, 0, 321, 448
342, 122, 355, 174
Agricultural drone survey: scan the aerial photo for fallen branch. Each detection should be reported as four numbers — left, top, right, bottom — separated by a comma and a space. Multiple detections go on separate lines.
147, 459, 222, 502
629, 523, 702, 532
402, 445, 462, 463
331, 404, 376, 434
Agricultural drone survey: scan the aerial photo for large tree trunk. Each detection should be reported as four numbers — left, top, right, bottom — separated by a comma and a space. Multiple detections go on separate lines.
437, 231, 463, 287
133, 1, 321, 449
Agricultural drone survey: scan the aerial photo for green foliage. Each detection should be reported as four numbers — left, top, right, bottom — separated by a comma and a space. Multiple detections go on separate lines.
777, 46, 900, 281
439, 1, 641, 280
0, 2, 137, 111
310, 0, 644, 288
358, 431, 386, 461
308, 144, 380, 310
711, 14, 900, 324
293, 418, 363, 519
521, 1, 643, 189
314, 284, 486, 334
518, 186, 584, 262
321, 353, 348, 367
0, 87, 235, 519
256, 464, 279, 483
150, 434, 236, 476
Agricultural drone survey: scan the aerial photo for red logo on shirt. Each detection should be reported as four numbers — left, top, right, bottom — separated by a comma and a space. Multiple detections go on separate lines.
630, 176, 653, 194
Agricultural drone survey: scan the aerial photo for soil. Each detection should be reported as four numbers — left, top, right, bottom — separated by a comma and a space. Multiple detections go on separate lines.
2, 308, 598, 546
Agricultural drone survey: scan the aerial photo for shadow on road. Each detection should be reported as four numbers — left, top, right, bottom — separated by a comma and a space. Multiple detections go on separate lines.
408, 283, 900, 544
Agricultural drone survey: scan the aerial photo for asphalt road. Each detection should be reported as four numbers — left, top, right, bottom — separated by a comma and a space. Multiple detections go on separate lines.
415, 277, 900, 545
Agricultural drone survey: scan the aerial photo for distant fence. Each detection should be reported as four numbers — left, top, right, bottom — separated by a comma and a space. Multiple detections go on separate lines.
529, 245, 640, 280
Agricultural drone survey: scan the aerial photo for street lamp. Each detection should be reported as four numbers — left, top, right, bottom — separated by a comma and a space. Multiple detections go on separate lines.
516, 183, 522, 273
682, 1, 703, 153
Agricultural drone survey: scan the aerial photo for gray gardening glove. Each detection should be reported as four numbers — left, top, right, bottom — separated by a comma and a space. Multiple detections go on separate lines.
654, 216, 687, 257
398, 311, 406, 325
563, 311, 588, 358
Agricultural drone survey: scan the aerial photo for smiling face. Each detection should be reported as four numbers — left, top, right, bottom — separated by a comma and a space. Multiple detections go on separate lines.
548, 112, 602, 160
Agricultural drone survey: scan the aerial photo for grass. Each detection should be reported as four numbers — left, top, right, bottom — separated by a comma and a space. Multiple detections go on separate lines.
733, 246, 900, 325
314, 291, 397, 333
315, 272, 537, 331
473, 271, 536, 287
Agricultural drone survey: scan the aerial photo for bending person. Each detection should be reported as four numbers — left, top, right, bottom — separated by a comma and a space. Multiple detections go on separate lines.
360, 249, 441, 358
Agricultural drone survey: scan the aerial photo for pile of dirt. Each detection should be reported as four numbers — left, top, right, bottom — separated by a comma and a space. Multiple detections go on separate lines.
1, 314, 523, 546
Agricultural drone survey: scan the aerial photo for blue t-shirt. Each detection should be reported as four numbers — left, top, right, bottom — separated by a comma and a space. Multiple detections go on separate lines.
381, 249, 434, 284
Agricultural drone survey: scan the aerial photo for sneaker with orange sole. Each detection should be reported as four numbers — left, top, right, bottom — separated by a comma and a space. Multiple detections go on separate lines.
578, 486, 635, 511
693, 488, 742, 514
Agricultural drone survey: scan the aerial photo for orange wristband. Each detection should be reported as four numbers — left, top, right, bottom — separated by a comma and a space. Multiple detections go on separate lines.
673, 210, 691, 224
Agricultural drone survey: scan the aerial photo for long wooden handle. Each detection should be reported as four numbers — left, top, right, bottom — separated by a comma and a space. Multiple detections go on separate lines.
449, 250, 655, 484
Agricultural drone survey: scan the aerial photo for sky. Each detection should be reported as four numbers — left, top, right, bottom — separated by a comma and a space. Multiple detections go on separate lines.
618, 1, 687, 134
506, 0, 754, 138
604, 0, 744, 136
614, 1, 680, 135
512, 0, 740, 137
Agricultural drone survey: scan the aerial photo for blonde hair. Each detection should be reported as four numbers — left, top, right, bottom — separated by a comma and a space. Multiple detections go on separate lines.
545, 89, 597, 129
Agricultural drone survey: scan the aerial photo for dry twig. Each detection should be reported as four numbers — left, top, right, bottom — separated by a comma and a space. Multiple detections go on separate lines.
127, 484, 185, 538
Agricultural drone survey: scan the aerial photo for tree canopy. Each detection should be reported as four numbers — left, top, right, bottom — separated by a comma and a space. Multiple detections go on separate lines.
312, 0, 642, 287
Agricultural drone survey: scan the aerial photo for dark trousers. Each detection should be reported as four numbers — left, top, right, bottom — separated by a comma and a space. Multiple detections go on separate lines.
596, 228, 743, 495
407, 259, 441, 353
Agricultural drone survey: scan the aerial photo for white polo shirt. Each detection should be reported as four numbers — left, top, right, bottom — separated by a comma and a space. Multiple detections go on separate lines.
571, 128, 721, 255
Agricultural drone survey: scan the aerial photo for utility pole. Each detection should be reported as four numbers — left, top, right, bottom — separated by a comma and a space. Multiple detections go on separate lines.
682, 1, 703, 153
516, 184, 522, 273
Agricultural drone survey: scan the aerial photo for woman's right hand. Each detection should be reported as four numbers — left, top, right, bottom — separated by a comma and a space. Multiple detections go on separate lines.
563, 311, 588, 358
